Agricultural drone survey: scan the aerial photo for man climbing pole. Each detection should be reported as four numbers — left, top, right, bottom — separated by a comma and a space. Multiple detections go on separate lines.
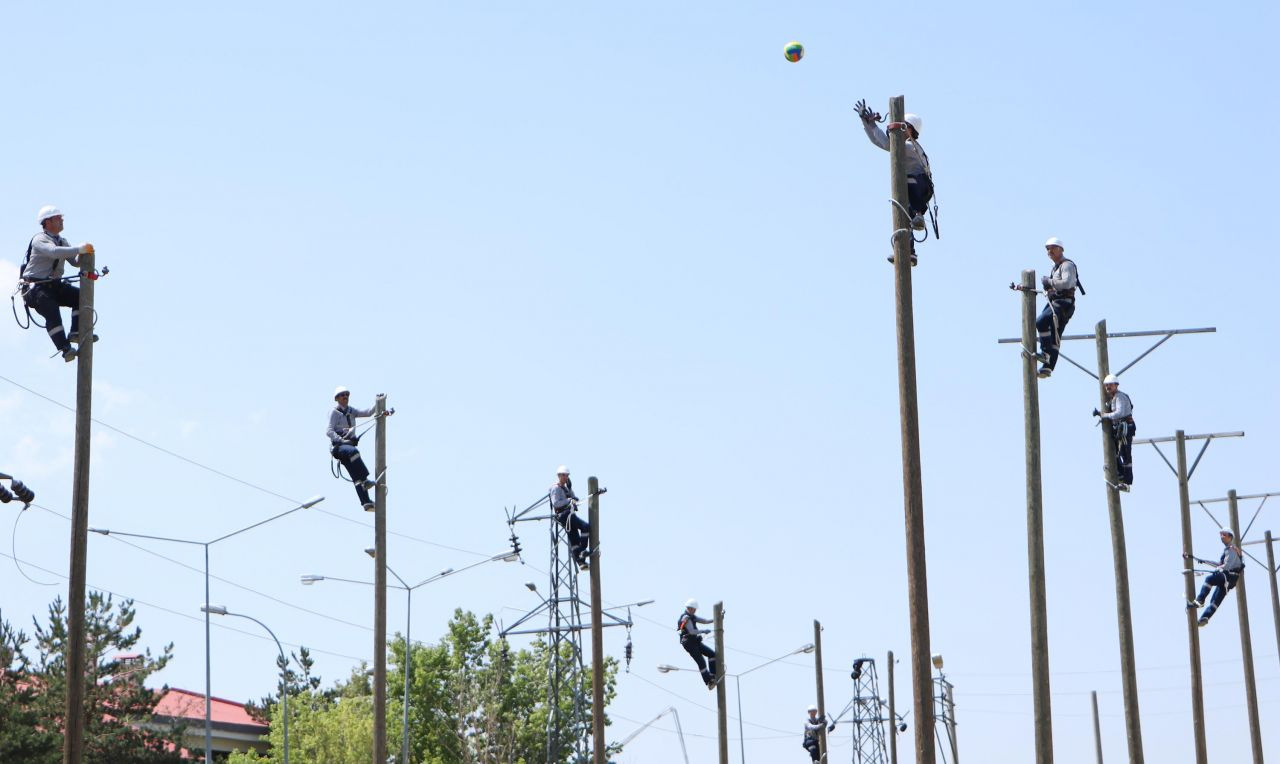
550, 465, 589, 569
1093, 374, 1135, 491
677, 598, 717, 690
20, 205, 96, 362
856, 99, 934, 265
1186, 528, 1245, 627
327, 386, 390, 511
802, 704, 829, 762
1035, 237, 1082, 378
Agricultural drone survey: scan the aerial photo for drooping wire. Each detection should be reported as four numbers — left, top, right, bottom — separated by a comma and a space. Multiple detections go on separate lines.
11, 508, 57, 586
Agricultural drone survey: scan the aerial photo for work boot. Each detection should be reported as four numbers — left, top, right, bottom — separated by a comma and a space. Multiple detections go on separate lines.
362, 479, 377, 491
886, 254, 918, 266
68, 332, 99, 345
1118, 483, 1131, 493
362, 501, 376, 512
1198, 615, 1210, 627
1187, 599, 1201, 610
62, 346, 78, 363
911, 213, 925, 231
1037, 365, 1052, 378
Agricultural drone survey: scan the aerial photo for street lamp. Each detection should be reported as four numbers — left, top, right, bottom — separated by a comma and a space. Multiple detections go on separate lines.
659, 642, 814, 764
303, 548, 519, 764
89, 494, 323, 762
202, 605, 289, 764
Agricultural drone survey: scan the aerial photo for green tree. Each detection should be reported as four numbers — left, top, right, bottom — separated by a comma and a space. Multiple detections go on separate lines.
0, 593, 186, 764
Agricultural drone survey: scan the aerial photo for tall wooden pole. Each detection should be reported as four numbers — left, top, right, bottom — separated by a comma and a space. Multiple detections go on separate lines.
812, 620, 828, 761
1174, 431, 1208, 763
1094, 321, 1144, 764
1227, 492, 1264, 764
888, 93, 935, 764
1020, 269, 1053, 764
887, 651, 898, 764
63, 250, 95, 764
1266, 531, 1280, 669
714, 602, 728, 764
373, 394, 388, 764
588, 477, 605, 764
1091, 691, 1104, 764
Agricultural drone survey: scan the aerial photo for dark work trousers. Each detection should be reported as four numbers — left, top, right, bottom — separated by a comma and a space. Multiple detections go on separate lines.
1112, 420, 1135, 485
1035, 298, 1075, 370
1196, 570, 1239, 621
682, 638, 717, 683
23, 282, 80, 352
907, 172, 934, 217
555, 507, 589, 558
803, 738, 821, 762
331, 444, 372, 506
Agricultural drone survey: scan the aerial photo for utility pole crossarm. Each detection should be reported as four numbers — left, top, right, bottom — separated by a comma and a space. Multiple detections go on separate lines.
997, 327, 1216, 343
1137, 432, 1243, 481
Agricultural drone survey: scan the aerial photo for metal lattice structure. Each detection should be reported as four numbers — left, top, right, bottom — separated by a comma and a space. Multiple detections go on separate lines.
502, 492, 630, 763
933, 672, 959, 764
832, 657, 890, 764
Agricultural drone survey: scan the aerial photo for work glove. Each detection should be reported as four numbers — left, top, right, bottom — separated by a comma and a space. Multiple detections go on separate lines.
1092, 408, 1101, 417
854, 99, 879, 123
79, 243, 95, 255
699, 629, 711, 635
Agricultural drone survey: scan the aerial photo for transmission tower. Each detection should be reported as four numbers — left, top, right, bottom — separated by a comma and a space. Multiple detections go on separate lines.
501, 490, 631, 763
831, 657, 890, 764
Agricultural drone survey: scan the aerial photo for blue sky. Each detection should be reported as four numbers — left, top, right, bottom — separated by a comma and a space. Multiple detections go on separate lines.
2, 0, 1277, 760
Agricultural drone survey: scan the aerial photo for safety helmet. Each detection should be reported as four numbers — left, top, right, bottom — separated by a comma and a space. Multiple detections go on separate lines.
685, 598, 698, 610
334, 385, 351, 399
904, 113, 922, 135
1220, 528, 1235, 538
1103, 374, 1119, 386
807, 704, 819, 713
1044, 237, 1064, 250
37, 205, 63, 225
556, 465, 570, 475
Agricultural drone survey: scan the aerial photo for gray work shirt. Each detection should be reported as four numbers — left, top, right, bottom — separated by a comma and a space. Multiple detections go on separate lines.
550, 483, 578, 511
861, 121, 931, 178
327, 404, 374, 445
1102, 390, 1133, 421
678, 611, 712, 639
23, 231, 82, 281
1220, 544, 1243, 573
1045, 259, 1078, 296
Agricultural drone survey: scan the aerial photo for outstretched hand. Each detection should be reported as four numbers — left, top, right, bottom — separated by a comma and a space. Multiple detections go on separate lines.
854, 99, 881, 123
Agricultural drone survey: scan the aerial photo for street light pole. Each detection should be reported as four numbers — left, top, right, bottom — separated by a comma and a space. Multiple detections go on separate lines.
202, 606, 289, 764
88, 495, 322, 763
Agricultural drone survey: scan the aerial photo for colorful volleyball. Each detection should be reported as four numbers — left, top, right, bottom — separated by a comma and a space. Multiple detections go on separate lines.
784, 42, 804, 62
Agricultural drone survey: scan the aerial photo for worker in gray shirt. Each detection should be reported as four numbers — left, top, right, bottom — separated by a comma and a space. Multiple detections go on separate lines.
1185, 528, 1244, 626
20, 205, 95, 362
855, 99, 933, 232
1093, 374, 1135, 491
1035, 237, 1083, 379
327, 386, 390, 511
551, 465, 589, 569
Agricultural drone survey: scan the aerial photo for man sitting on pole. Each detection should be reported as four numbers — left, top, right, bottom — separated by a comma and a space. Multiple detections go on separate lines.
1185, 528, 1244, 627
677, 599, 717, 690
1035, 237, 1082, 379
1093, 374, 1135, 491
802, 704, 828, 762
20, 205, 95, 362
327, 386, 380, 511
551, 466, 589, 569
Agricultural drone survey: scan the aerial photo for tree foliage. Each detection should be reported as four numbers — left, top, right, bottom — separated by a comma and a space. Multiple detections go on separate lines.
0, 593, 186, 763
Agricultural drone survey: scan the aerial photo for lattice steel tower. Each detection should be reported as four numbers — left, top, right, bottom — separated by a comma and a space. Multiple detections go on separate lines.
832, 657, 890, 764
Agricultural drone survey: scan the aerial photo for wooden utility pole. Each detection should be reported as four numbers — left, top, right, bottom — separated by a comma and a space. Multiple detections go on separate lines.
63, 250, 96, 764
373, 394, 388, 764
812, 620, 828, 761
1090, 691, 1103, 764
1227, 492, 1264, 764
887, 651, 898, 764
589, 477, 605, 764
714, 602, 728, 764
888, 93, 935, 764
1019, 269, 1053, 764
1093, 320, 1143, 764
1267, 531, 1280, 668
1174, 432, 1208, 763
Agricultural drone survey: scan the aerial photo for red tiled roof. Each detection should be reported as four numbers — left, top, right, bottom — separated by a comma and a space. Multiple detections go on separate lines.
152, 688, 267, 729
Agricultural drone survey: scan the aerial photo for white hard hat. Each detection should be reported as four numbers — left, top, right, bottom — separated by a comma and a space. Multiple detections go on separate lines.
334, 385, 351, 399
1220, 528, 1235, 538
807, 704, 819, 713
1103, 374, 1119, 385
1044, 237, 1064, 250
904, 113, 922, 135
556, 465, 570, 475
685, 598, 698, 610
37, 205, 63, 224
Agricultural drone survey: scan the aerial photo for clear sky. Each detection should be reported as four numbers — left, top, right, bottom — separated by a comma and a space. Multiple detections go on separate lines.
2, 1, 1277, 761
